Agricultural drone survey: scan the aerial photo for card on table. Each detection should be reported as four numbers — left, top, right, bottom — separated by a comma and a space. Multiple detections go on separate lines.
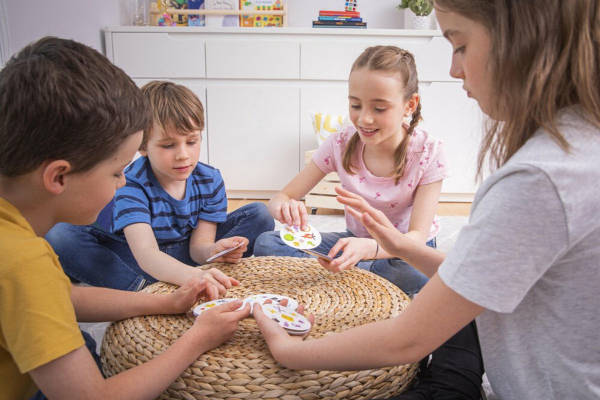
193, 293, 299, 316
205, 242, 244, 263
279, 224, 322, 250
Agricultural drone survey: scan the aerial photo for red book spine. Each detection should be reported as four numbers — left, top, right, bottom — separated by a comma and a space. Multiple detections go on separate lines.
319, 10, 361, 17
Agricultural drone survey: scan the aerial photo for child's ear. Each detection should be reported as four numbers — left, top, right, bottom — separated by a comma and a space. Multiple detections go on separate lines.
404, 93, 420, 116
42, 160, 72, 195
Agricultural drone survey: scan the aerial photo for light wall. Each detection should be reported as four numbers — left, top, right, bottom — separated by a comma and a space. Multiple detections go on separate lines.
4, 0, 407, 57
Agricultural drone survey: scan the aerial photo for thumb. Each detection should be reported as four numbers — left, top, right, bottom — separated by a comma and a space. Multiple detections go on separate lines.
218, 299, 243, 312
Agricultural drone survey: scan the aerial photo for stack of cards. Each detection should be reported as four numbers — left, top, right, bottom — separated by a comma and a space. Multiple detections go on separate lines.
192, 293, 310, 335
279, 224, 322, 249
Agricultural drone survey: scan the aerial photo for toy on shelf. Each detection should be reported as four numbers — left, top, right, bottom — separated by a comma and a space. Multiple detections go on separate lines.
149, 0, 286, 26
345, 1, 357, 12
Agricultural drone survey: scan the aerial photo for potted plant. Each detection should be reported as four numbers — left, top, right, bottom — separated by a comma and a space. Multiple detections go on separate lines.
398, 0, 436, 30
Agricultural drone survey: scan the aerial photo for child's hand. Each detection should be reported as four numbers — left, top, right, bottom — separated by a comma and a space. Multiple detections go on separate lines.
336, 186, 405, 257
211, 237, 248, 263
317, 237, 377, 273
253, 303, 314, 351
188, 267, 240, 300
274, 199, 309, 231
163, 278, 212, 314
191, 300, 251, 350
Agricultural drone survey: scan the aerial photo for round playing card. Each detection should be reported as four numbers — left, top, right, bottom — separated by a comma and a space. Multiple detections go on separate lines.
261, 303, 311, 334
279, 224, 322, 250
245, 294, 299, 312
192, 298, 239, 316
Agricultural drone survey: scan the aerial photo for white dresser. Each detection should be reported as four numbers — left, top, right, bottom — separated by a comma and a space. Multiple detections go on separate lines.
104, 26, 483, 201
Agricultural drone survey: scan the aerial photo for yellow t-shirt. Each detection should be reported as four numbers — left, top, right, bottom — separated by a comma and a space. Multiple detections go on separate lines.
0, 198, 84, 400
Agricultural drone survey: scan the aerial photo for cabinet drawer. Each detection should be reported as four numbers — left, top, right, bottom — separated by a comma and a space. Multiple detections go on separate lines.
206, 40, 300, 79
112, 33, 205, 78
301, 36, 454, 82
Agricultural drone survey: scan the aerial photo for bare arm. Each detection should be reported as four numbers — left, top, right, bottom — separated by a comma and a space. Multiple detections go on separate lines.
30, 301, 250, 400
255, 274, 483, 370
268, 161, 326, 229
124, 223, 196, 285
189, 220, 248, 265
405, 180, 443, 243
337, 186, 445, 277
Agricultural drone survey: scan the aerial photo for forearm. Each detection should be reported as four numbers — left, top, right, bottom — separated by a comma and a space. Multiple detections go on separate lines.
135, 248, 196, 286
393, 237, 445, 278
101, 329, 210, 400
273, 318, 425, 371
72, 286, 171, 322
190, 241, 216, 265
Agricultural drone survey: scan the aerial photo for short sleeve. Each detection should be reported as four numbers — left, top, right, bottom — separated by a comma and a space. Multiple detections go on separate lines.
438, 165, 568, 313
419, 139, 449, 185
196, 169, 228, 223
0, 243, 83, 373
312, 129, 342, 174
112, 181, 151, 231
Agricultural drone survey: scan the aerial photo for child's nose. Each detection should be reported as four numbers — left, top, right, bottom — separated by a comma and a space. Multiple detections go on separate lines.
175, 145, 188, 159
450, 57, 464, 80
360, 110, 374, 124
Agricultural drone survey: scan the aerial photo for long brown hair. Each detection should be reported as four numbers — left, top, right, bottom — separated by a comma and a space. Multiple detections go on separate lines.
343, 46, 422, 184
435, 0, 600, 176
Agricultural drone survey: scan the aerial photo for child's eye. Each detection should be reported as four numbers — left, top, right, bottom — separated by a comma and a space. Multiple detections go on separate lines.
375, 108, 387, 113
350, 104, 361, 109
187, 141, 197, 145
161, 144, 174, 149
453, 46, 465, 54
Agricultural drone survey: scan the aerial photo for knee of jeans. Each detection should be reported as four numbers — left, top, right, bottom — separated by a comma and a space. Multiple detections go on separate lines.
248, 202, 275, 233
252, 231, 279, 256
45, 223, 75, 253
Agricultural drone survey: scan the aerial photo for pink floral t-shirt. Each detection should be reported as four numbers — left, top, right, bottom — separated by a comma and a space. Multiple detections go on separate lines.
312, 125, 449, 240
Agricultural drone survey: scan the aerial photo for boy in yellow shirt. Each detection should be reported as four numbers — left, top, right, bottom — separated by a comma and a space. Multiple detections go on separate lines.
0, 37, 249, 400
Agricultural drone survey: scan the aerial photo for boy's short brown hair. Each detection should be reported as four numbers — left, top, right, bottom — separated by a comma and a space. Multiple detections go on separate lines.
140, 81, 205, 151
0, 37, 151, 177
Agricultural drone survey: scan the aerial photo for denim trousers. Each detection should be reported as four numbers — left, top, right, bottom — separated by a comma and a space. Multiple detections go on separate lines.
45, 202, 274, 291
253, 230, 433, 297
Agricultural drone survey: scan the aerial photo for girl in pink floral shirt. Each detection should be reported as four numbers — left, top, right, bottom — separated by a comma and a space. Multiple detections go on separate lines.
254, 45, 448, 296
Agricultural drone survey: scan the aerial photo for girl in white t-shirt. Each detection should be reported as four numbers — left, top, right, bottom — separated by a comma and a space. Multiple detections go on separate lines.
254, 46, 448, 296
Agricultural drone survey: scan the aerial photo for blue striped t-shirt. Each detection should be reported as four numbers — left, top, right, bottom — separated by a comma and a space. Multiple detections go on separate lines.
111, 157, 228, 243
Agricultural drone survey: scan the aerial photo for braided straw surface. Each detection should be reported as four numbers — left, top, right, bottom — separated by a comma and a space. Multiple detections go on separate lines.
101, 256, 417, 399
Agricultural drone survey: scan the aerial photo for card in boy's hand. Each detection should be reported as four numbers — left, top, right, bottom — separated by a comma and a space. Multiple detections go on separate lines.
279, 224, 322, 249
205, 242, 244, 263
301, 248, 333, 261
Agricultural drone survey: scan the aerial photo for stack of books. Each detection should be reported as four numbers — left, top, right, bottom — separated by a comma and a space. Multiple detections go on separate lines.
312, 10, 367, 29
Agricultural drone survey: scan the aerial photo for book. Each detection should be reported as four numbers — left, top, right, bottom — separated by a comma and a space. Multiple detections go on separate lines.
187, 0, 205, 26
205, 0, 239, 27
312, 20, 367, 28
319, 10, 360, 17
318, 16, 363, 22
240, 0, 283, 27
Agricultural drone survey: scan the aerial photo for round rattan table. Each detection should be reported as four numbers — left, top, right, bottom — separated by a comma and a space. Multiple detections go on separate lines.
101, 256, 417, 399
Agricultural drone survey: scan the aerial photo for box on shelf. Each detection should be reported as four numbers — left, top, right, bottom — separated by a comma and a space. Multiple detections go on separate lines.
239, 0, 283, 27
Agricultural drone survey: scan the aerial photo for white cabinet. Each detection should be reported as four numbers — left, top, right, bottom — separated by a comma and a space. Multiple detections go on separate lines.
105, 27, 482, 200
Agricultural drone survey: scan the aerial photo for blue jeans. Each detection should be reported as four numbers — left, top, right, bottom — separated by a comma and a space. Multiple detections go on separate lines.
45, 203, 274, 291
253, 230, 433, 296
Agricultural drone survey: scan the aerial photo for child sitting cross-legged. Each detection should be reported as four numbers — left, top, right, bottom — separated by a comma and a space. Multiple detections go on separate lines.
0, 37, 251, 400
46, 81, 274, 293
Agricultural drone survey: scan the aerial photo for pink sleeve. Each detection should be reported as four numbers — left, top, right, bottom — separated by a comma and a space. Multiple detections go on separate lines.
420, 139, 450, 185
311, 130, 341, 174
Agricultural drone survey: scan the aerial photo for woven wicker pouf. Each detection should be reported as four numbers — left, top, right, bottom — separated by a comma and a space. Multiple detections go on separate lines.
101, 256, 418, 399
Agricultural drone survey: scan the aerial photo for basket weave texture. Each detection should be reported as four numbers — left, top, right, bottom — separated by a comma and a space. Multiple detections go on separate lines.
101, 256, 417, 399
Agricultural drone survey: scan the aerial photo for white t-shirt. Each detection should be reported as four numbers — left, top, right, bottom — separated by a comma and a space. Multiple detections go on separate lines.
439, 108, 600, 399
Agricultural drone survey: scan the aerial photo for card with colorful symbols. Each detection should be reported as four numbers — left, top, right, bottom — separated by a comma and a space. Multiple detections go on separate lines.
193, 293, 300, 316
261, 303, 311, 335
279, 224, 322, 249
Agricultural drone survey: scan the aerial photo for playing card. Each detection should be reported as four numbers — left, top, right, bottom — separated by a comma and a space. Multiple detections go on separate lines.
206, 242, 244, 263
192, 298, 240, 316
261, 303, 311, 335
245, 293, 299, 313
301, 248, 333, 261
279, 224, 322, 250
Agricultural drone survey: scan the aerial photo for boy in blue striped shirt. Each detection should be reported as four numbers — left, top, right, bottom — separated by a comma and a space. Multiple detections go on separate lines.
46, 81, 274, 294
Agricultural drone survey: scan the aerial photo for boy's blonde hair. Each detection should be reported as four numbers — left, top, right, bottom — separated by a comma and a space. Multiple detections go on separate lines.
435, 0, 600, 177
140, 81, 205, 150
343, 46, 421, 184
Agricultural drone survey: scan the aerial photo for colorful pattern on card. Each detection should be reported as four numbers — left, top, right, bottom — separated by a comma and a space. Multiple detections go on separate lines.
279, 224, 322, 249
262, 303, 311, 334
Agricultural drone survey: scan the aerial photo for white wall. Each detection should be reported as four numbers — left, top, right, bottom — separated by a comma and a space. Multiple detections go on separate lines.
4, 0, 408, 57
